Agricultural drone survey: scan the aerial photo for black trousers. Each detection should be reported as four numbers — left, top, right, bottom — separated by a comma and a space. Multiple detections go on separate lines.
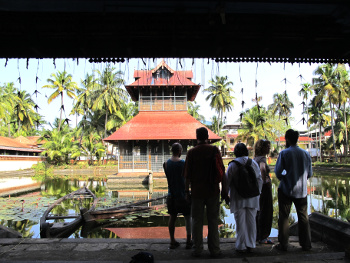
256, 182, 273, 241
278, 189, 311, 249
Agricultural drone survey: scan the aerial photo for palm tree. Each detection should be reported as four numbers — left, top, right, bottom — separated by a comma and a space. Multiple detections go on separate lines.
299, 83, 313, 149
71, 132, 105, 165
203, 76, 234, 134
13, 90, 37, 133
187, 101, 205, 123
39, 125, 78, 165
106, 101, 138, 131
308, 95, 331, 162
93, 64, 127, 138
268, 91, 294, 119
312, 63, 344, 162
338, 65, 350, 157
237, 106, 274, 147
1, 82, 17, 136
42, 71, 78, 132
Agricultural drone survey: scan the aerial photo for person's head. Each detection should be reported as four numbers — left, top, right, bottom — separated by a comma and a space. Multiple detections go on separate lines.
171, 142, 183, 157
234, 143, 249, 157
254, 139, 271, 156
285, 129, 299, 147
196, 127, 209, 142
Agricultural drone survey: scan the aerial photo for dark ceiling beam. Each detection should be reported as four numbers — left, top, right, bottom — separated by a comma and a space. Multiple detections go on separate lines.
0, 1, 350, 62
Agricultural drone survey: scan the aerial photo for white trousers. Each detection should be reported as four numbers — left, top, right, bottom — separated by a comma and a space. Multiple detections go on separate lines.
234, 207, 257, 250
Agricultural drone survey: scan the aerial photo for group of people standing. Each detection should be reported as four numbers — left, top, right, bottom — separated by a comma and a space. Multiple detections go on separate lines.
163, 127, 312, 257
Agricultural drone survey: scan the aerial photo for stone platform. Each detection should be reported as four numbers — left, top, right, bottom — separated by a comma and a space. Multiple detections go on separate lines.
0, 237, 347, 263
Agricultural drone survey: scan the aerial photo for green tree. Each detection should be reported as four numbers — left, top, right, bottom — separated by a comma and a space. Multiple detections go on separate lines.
308, 94, 331, 162
204, 76, 234, 134
187, 101, 205, 123
0, 83, 17, 136
39, 125, 78, 165
268, 91, 294, 119
71, 132, 105, 165
13, 90, 38, 133
299, 83, 313, 148
312, 63, 345, 162
237, 106, 274, 147
93, 65, 127, 138
42, 71, 78, 132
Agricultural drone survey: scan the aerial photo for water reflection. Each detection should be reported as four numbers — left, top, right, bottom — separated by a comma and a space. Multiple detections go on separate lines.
0, 172, 349, 239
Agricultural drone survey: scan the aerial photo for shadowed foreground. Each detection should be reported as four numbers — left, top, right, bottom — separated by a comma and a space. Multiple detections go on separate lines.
0, 236, 346, 263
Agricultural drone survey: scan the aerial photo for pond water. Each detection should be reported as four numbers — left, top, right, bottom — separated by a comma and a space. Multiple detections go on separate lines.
0, 171, 349, 239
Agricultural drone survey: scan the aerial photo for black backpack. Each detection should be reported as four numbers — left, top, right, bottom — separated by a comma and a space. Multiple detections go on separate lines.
230, 158, 260, 198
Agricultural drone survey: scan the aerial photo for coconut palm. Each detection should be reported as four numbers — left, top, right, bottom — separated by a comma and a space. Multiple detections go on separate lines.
308, 95, 331, 162
237, 106, 274, 147
39, 125, 78, 165
71, 132, 105, 165
93, 64, 127, 138
0, 82, 17, 136
299, 83, 314, 148
106, 101, 138, 131
13, 90, 37, 133
268, 91, 294, 119
204, 76, 234, 134
312, 63, 345, 162
187, 101, 205, 123
42, 71, 78, 132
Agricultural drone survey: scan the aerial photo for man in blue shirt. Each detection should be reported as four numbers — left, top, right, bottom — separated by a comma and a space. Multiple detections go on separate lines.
274, 129, 312, 251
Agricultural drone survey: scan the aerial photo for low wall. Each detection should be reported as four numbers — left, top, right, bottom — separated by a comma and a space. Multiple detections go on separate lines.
0, 155, 44, 171
290, 212, 350, 251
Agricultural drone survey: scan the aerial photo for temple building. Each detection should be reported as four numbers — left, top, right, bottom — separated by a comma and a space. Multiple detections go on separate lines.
104, 60, 221, 173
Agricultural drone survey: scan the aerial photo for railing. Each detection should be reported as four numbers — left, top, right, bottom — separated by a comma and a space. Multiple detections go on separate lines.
139, 96, 187, 111
118, 154, 173, 172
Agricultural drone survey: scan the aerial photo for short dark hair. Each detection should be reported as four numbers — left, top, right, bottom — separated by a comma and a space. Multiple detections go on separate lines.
171, 143, 182, 155
285, 129, 299, 145
234, 143, 249, 157
196, 127, 209, 141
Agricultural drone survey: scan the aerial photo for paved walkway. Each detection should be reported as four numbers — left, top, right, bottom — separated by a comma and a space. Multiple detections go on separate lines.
0, 237, 347, 263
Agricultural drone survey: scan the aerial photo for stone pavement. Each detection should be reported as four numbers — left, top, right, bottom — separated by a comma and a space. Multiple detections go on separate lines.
0, 237, 347, 263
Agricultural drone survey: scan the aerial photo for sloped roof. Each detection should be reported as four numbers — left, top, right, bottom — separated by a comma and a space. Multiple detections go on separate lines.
126, 60, 200, 102
104, 111, 221, 142
0, 136, 43, 152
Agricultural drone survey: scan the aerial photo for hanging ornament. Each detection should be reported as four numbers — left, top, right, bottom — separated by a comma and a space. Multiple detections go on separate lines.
4, 58, 8, 67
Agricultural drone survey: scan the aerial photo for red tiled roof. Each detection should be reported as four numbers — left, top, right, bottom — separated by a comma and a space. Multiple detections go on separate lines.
126, 60, 200, 102
276, 136, 313, 142
104, 111, 222, 142
0, 136, 42, 152
226, 134, 239, 138
324, 131, 331, 137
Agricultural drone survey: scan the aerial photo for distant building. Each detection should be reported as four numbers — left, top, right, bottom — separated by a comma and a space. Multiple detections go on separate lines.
0, 136, 44, 171
104, 60, 221, 173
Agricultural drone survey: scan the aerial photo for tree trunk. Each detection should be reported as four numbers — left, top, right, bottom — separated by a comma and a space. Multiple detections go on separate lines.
58, 92, 63, 132
104, 109, 108, 138
319, 122, 322, 162
344, 104, 348, 159
330, 101, 338, 162
7, 123, 11, 137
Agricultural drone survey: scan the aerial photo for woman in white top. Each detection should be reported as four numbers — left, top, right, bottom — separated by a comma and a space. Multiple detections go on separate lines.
225, 143, 263, 253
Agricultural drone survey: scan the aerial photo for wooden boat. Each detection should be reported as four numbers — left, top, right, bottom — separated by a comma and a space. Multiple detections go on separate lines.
83, 196, 166, 222
40, 186, 98, 238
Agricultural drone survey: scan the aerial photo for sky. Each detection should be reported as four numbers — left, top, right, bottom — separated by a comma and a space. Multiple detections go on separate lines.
0, 57, 325, 132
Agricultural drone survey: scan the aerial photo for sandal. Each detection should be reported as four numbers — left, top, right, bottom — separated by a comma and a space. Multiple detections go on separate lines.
259, 238, 274, 244
185, 241, 193, 249
169, 241, 180, 249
